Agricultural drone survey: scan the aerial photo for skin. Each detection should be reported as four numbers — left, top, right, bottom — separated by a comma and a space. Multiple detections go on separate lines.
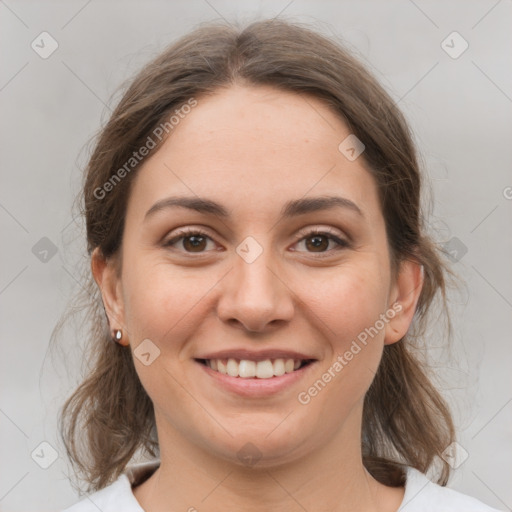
92, 84, 423, 512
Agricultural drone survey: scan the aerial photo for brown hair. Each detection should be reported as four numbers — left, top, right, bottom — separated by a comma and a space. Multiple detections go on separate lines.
57, 19, 455, 493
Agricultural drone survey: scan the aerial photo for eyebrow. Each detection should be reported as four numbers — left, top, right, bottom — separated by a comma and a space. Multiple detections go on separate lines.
144, 195, 364, 221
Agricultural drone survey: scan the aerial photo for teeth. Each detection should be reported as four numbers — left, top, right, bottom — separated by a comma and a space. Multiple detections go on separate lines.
273, 358, 285, 376
217, 360, 227, 374
206, 358, 305, 378
239, 359, 256, 378
226, 358, 238, 377
284, 359, 294, 373
256, 359, 274, 378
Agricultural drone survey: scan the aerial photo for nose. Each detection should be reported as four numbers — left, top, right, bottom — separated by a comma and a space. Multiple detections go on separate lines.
216, 248, 295, 333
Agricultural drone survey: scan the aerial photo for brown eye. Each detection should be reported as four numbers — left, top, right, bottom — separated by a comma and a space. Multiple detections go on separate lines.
293, 229, 349, 254
163, 230, 215, 253
182, 235, 207, 252
305, 234, 330, 252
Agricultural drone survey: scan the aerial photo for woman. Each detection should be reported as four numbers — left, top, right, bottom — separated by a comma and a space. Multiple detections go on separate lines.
59, 19, 501, 512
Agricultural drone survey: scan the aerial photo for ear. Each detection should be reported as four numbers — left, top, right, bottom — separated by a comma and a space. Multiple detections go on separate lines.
91, 248, 129, 346
384, 259, 424, 345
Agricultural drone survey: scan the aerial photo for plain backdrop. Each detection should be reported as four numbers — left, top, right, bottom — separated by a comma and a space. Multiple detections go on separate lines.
0, 1, 511, 511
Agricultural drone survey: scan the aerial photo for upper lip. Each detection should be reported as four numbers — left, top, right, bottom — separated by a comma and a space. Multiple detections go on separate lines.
195, 349, 317, 362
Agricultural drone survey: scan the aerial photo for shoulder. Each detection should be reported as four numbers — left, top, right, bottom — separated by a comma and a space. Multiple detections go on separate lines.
399, 466, 504, 512
60, 474, 139, 512
61, 461, 160, 512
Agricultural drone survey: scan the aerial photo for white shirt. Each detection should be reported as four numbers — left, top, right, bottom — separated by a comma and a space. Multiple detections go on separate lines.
61, 460, 503, 511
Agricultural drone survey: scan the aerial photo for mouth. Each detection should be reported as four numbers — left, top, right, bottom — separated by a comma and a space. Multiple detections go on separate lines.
195, 358, 315, 379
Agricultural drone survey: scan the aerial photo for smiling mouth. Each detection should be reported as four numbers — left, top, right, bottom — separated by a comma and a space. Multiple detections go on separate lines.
196, 358, 315, 379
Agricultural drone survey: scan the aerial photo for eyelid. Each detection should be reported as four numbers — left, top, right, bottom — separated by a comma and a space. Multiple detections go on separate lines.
163, 225, 350, 255
290, 226, 350, 254
163, 226, 219, 249
293, 225, 345, 241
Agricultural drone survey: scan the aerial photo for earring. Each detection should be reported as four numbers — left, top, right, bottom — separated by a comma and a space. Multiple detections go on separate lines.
114, 329, 122, 342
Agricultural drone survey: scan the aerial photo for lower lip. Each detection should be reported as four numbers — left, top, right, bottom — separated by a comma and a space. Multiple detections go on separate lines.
196, 361, 317, 397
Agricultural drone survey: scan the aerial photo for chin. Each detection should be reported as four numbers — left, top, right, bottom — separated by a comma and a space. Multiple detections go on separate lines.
201, 420, 317, 469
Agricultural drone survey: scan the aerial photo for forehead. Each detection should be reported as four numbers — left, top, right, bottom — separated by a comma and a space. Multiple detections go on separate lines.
128, 84, 381, 224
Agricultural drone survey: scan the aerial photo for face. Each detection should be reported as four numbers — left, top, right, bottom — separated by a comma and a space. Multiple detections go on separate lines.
95, 84, 422, 467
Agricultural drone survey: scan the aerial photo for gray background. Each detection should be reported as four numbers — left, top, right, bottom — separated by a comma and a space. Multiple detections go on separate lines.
1, 1, 511, 511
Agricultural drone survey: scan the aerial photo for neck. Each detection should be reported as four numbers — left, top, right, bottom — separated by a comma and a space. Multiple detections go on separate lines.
133, 407, 404, 512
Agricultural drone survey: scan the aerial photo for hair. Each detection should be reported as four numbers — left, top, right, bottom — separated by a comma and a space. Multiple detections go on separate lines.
58, 18, 456, 493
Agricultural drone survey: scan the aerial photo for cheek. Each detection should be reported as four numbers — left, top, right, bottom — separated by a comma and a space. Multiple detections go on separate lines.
301, 262, 389, 345
121, 256, 219, 348
294, 262, 389, 402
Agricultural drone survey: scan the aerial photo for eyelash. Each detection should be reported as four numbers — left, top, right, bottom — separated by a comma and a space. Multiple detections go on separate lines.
163, 227, 350, 256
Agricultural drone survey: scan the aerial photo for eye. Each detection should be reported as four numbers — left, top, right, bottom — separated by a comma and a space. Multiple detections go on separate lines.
163, 227, 350, 255
292, 228, 349, 254
163, 228, 217, 253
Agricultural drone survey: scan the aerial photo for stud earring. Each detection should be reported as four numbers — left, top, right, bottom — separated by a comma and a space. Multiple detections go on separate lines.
114, 329, 122, 342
